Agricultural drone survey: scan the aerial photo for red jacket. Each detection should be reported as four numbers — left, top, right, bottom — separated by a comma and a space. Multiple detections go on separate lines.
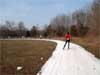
65, 34, 71, 40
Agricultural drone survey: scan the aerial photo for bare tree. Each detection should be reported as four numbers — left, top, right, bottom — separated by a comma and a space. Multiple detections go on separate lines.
0, 21, 17, 38
72, 10, 89, 36
70, 25, 78, 36
30, 25, 39, 37
17, 21, 27, 37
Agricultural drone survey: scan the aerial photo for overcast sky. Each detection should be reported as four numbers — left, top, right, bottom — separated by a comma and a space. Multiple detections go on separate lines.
0, 0, 93, 29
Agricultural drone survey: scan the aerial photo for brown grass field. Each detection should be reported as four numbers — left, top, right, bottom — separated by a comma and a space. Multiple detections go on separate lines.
72, 37, 100, 59
0, 40, 56, 75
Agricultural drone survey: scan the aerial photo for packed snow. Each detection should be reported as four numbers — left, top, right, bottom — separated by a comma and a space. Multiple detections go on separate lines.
37, 39, 100, 75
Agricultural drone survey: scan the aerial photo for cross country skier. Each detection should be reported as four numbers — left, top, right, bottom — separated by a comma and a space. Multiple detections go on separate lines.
63, 32, 72, 49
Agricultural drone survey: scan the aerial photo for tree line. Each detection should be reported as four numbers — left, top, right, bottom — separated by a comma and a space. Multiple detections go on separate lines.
0, 0, 99, 38
0, 21, 40, 38
44, 0, 100, 37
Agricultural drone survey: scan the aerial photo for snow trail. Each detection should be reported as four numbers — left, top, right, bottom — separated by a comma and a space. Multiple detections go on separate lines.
37, 39, 100, 75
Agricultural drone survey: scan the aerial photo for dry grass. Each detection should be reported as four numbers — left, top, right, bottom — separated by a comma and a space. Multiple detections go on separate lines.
0, 40, 56, 75
72, 37, 100, 59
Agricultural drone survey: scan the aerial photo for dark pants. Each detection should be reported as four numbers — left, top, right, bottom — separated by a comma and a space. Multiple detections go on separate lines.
63, 40, 70, 49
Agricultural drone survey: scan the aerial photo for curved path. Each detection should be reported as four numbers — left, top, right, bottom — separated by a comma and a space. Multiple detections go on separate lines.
37, 39, 100, 75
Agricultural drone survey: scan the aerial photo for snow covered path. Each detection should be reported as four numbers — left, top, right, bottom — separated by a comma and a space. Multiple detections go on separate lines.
37, 39, 100, 75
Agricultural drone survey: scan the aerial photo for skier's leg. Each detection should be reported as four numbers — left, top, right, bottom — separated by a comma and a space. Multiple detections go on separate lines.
68, 40, 70, 49
63, 41, 67, 49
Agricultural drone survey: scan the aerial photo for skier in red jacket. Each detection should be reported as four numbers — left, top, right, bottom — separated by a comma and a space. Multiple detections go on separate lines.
63, 32, 72, 49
